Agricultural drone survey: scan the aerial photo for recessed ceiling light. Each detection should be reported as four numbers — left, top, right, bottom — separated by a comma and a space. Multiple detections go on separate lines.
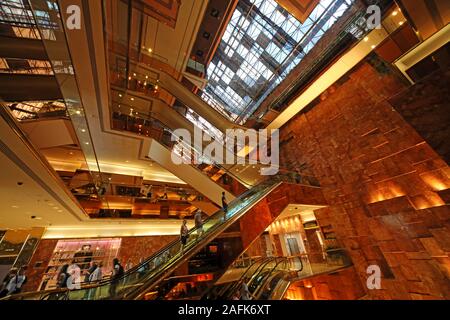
145, 75, 148, 79
119, 94, 123, 97
399, 21, 404, 25
131, 98, 135, 101
364, 36, 369, 42
85, 142, 90, 145
148, 48, 153, 53
371, 45, 376, 49
392, 11, 398, 16
133, 73, 136, 77
75, 110, 81, 115
81, 129, 86, 133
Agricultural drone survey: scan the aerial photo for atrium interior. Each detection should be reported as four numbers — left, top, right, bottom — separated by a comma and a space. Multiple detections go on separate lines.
0, 0, 449, 301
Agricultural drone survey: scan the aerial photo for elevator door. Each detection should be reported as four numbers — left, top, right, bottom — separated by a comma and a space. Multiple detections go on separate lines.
286, 237, 300, 256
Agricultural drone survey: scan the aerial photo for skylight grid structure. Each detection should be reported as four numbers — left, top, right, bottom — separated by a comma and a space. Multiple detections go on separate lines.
0, 0, 59, 39
203, 0, 353, 124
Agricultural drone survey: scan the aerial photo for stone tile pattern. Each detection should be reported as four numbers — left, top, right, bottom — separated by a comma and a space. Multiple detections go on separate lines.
389, 68, 450, 164
279, 61, 450, 299
118, 235, 178, 267
286, 266, 366, 300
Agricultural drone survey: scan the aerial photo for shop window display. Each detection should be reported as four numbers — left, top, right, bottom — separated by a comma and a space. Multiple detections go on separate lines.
39, 238, 121, 290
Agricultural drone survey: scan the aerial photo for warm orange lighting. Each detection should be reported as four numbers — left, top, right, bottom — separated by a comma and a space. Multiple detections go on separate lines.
420, 174, 447, 191
392, 11, 398, 16
399, 21, 404, 26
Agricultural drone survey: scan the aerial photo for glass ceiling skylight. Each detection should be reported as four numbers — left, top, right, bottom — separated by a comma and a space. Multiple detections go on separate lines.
202, 0, 353, 124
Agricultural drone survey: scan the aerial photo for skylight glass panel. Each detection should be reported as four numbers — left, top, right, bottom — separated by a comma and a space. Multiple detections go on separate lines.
203, 0, 354, 123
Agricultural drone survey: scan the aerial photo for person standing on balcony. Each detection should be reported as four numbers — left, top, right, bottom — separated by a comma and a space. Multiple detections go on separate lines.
222, 191, 228, 220
180, 219, 189, 254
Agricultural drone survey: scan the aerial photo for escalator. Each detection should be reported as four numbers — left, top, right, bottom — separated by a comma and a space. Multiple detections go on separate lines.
202, 256, 272, 300
256, 272, 291, 300
4, 174, 287, 300
203, 256, 291, 300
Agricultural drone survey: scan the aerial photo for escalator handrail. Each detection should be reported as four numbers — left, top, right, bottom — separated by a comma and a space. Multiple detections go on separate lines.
123, 182, 285, 299
217, 256, 274, 299
224, 256, 280, 299
4, 178, 278, 301
248, 257, 286, 294
211, 256, 267, 299
252, 258, 288, 298
118, 179, 275, 279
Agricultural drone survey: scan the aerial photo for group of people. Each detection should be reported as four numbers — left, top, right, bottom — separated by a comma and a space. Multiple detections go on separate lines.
0, 192, 231, 300
179, 192, 229, 254
0, 266, 27, 298
55, 258, 124, 299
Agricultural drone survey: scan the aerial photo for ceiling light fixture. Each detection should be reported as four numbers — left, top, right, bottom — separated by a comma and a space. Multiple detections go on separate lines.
392, 10, 398, 16
364, 36, 369, 42
81, 129, 86, 133
148, 48, 153, 53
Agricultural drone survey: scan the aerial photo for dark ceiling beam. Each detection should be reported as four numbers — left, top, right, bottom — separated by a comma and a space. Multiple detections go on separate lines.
0, 74, 63, 102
